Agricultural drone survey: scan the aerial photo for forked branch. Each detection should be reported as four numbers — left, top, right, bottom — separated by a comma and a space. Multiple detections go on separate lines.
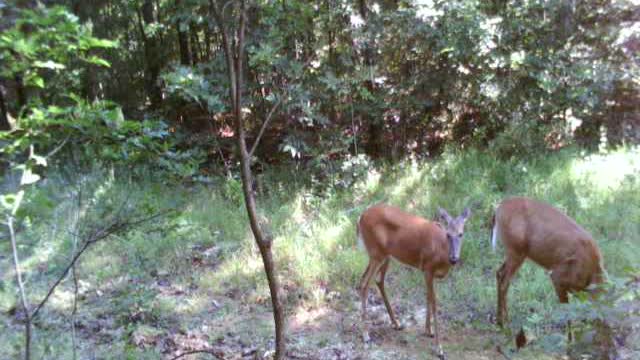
30, 209, 173, 320
248, 96, 283, 158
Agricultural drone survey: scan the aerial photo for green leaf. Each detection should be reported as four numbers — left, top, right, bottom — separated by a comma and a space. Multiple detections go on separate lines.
79, 37, 117, 50
30, 153, 47, 166
0, 194, 17, 210
33, 60, 66, 70
21, 169, 41, 185
104, 107, 125, 128
26, 74, 45, 88
85, 55, 111, 68
12, 38, 36, 57
47, 105, 66, 115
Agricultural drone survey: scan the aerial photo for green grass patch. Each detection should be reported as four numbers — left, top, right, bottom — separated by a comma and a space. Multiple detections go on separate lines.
1, 147, 639, 358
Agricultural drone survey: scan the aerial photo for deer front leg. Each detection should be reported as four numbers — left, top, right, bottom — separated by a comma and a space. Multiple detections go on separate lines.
551, 270, 573, 343
425, 272, 444, 359
425, 302, 434, 338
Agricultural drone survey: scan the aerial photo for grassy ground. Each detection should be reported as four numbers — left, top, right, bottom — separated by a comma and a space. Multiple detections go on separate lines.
1, 147, 639, 359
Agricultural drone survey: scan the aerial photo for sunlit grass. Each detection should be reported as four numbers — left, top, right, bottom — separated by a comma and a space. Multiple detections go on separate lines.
1, 147, 639, 358
570, 147, 640, 191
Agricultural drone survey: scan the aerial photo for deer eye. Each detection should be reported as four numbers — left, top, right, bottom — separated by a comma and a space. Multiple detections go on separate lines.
459, 233, 463, 237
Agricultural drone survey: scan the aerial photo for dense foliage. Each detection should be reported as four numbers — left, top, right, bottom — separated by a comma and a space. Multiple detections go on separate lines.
2, 0, 638, 172
1, 1, 639, 360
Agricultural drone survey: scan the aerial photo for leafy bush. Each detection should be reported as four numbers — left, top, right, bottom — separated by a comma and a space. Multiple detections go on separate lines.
524, 271, 640, 359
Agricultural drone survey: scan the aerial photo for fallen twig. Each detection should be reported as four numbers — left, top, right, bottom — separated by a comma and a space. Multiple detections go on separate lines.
168, 349, 224, 360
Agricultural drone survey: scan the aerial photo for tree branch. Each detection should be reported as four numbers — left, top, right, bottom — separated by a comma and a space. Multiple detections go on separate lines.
235, 0, 246, 114
169, 349, 224, 360
248, 96, 283, 159
30, 210, 172, 320
69, 189, 82, 360
46, 134, 71, 158
7, 215, 31, 360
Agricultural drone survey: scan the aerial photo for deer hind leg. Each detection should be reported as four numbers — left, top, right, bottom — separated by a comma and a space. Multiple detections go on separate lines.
375, 258, 403, 330
496, 254, 525, 327
359, 258, 383, 343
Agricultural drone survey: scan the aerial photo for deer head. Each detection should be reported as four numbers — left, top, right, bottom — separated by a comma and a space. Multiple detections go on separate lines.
438, 207, 471, 265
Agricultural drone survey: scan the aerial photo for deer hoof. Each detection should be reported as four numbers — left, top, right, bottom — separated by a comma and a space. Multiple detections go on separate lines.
437, 347, 446, 360
362, 332, 371, 345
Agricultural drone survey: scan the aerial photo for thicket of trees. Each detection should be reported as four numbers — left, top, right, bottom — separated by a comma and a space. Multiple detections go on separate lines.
2, 0, 638, 172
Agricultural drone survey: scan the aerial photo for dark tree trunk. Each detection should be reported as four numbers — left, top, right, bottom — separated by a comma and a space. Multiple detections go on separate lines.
204, 25, 211, 60
190, 23, 202, 63
575, 117, 603, 150
14, 74, 26, 110
0, 82, 10, 130
71, 0, 103, 101
210, 1, 285, 358
138, 0, 162, 108
175, 0, 192, 65
358, 0, 384, 158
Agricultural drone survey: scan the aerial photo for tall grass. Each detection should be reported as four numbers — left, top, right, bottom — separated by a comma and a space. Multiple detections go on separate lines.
1, 147, 639, 358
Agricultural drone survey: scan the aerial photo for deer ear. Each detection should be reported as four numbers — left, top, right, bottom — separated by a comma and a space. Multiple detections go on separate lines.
438, 208, 452, 223
461, 207, 471, 220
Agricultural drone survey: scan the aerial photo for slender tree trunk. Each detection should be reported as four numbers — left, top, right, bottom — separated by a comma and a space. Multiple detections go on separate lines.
138, 0, 162, 108
14, 73, 26, 110
175, 0, 192, 65
8, 216, 31, 360
357, 0, 383, 158
0, 82, 10, 130
190, 24, 203, 63
210, 1, 285, 358
204, 27, 211, 60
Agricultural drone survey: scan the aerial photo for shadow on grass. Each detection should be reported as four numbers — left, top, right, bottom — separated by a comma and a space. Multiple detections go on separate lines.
2, 148, 639, 359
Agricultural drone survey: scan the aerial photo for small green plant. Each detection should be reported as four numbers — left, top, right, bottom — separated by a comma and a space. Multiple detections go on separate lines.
518, 269, 640, 359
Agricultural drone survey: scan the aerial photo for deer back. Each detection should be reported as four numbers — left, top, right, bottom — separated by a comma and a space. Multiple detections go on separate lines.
359, 204, 449, 271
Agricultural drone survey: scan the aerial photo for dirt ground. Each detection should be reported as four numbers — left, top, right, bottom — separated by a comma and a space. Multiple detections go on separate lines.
5, 246, 633, 360
132, 277, 561, 360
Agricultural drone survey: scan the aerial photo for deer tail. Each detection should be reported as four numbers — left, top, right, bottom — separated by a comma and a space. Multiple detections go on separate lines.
491, 213, 498, 252
356, 215, 365, 250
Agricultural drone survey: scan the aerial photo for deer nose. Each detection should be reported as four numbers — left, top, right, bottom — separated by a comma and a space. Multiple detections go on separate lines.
449, 256, 458, 265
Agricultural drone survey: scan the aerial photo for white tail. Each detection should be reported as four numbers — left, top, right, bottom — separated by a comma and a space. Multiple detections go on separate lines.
491, 221, 498, 251
356, 215, 365, 250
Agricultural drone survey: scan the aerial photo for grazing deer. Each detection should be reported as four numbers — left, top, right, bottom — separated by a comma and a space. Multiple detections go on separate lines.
357, 204, 471, 359
491, 197, 606, 337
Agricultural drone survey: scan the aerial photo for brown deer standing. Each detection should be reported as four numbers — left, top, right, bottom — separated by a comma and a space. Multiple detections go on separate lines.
357, 204, 471, 359
492, 197, 606, 339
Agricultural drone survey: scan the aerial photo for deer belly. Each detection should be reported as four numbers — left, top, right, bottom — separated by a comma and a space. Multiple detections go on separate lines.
433, 268, 449, 279
388, 245, 423, 268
